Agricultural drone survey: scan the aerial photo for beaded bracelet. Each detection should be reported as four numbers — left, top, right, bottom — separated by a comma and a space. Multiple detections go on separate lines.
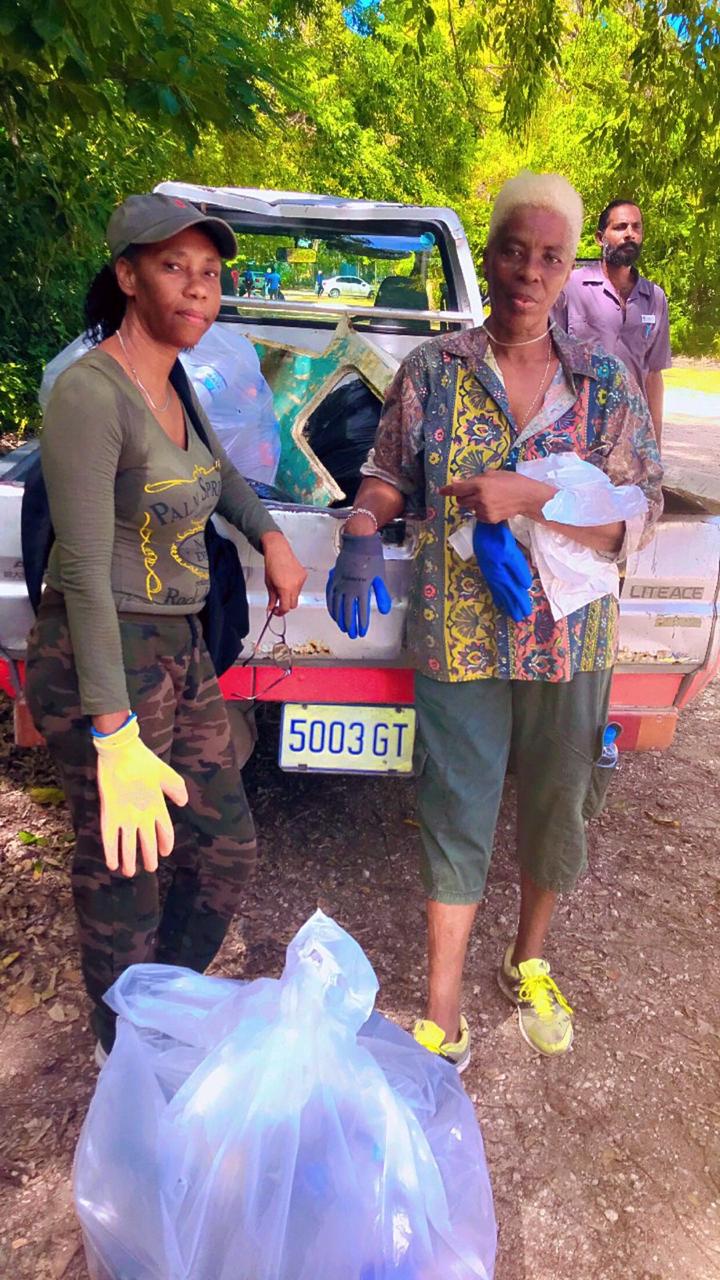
345, 507, 379, 532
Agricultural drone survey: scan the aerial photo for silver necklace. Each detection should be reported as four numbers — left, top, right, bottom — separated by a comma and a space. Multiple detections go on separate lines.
516, 337, 554, 430
482, 321, 555, 348
116, 329, 171, 413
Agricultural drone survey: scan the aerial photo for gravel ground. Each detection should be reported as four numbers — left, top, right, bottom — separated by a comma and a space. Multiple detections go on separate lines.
0, 677, 718, 1280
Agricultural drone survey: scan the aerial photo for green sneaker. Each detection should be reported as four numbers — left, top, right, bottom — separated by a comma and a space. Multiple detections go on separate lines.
413, 1015, 471, 1072
498, 945, 574, 1056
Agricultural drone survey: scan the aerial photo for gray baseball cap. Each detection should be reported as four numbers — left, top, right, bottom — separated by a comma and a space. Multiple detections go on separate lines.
107, 193, 237, 262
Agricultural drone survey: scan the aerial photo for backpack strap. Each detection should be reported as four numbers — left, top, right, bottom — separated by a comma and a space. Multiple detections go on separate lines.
21, 452, 54, 615
170, 361, 213, 452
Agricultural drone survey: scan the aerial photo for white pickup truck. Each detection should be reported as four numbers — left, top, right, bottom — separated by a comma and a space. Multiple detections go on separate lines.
1, 181, 719, 770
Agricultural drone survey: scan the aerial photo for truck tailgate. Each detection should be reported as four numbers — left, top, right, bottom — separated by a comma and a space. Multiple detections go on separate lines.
218, 505, 417, 664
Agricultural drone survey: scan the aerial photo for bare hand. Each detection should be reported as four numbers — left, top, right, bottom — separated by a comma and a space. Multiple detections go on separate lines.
439, 472, 556, 523
261, 532, 307, 615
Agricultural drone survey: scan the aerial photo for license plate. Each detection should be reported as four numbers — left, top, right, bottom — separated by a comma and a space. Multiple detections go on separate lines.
279, 704, 416, 774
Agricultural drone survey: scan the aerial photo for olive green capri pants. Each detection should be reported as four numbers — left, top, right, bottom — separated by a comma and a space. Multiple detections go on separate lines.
413, 668, 613, 903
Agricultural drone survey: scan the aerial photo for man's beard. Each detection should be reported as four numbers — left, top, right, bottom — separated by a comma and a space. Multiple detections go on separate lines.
603, 240, 641, 267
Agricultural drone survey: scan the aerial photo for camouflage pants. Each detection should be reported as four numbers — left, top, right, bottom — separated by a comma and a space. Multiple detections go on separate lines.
25, 590, 257, 1051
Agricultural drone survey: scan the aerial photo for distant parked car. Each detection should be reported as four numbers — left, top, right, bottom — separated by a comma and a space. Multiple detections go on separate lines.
321, 275, 374, 298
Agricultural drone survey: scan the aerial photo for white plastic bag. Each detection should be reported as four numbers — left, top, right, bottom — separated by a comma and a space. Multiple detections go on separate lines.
180, 324, 281, 484
74, 911, 496, 1280
38, 325, 281, 486
513, 453, 648, 621
38, 334, 95, 408
519, 452, 648, 527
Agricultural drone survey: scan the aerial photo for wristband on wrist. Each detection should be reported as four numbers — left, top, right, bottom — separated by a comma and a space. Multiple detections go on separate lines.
345, 507, 379, 533
91, 712, 137, 740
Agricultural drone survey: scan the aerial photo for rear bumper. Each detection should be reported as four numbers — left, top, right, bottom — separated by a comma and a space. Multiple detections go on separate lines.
2, 657, 702, 753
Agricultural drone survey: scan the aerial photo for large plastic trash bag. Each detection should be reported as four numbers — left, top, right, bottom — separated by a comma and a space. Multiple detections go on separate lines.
181, 324, 281, 485
38, 325, 281, 487
74, 910, 496, 1280
38, 334, 95, 408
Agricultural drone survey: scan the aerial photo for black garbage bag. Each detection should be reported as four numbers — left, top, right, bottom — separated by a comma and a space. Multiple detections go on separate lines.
306, 378, 381, 503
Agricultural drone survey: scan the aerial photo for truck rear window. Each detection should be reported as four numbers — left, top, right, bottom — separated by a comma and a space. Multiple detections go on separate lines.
217, 221, 456, 335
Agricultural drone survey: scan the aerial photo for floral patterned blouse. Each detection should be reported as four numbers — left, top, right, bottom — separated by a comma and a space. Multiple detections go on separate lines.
361, 326, 663, 684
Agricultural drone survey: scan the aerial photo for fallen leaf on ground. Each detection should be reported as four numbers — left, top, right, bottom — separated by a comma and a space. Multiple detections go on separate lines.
46, 1002, 68, 1023
17, 830, 48, 846
25, 1117, 54, 1148
0, 951, 20, 971
28, 786, 65, 807
6, 985, 40, 1016
40, 967, 58, 1001
644, 810, 681, 828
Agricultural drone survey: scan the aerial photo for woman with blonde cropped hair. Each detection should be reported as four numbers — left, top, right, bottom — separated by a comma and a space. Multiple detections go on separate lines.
327, 171, 663, 1066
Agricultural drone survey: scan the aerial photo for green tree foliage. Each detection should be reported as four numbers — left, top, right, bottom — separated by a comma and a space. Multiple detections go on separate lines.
0, 0, 287, 429
0, 0, 281, 139
457, 8, 720, 354
0, 0, 718, 432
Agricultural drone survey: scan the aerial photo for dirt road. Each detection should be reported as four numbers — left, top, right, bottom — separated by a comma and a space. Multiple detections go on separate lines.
663, 385, 720, 476
0, 674, 718, 1280
0, 367, 717, 1280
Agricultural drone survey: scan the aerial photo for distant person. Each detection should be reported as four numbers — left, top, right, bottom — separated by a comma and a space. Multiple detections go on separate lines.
230, 266, 239, 294
268, 268, 282, 301
241, 266, 254, 297
554, 200, 671, 446
316, 270, 325, 297
264, 267, 273, 297
220, 263, 237, 297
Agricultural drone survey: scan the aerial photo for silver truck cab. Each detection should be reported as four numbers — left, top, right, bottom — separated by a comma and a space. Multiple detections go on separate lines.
1, 182, 718, 758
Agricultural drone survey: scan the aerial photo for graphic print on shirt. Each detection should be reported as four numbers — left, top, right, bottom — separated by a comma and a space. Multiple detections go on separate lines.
139, 511, 163, 601
442, 365, 513, 679
170, 519, 210, 580
139, 461, 221, 603
144, 462, 221, 496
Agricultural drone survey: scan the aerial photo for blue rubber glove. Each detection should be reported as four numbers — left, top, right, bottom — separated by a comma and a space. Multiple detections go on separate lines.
472, 521, 533, 622
326, 532, 392, 639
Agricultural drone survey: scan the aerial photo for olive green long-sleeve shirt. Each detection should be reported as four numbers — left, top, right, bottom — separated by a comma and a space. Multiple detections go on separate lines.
42, 350, 280, 715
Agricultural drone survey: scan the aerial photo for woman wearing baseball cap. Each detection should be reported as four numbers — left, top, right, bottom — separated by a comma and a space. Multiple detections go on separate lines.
25, 193, 307, 1062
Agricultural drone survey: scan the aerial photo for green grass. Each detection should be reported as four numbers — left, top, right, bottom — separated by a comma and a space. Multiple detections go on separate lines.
664, 368, 720, 394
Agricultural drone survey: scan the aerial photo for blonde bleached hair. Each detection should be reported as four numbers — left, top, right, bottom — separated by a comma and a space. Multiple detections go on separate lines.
487, 171, 584, 256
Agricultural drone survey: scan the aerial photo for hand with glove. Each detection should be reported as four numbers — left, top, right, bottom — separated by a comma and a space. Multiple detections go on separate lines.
326, 532, 392, 639
472, 521, 533, 622
92, 714, 188, 877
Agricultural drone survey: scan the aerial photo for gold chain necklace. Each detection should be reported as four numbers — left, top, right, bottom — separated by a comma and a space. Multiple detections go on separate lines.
117, 329, 171, 414
482, 321, 556, 348
515, 338, 554, 430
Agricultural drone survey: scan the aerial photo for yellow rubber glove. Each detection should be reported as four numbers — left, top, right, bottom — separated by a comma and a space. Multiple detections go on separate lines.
92, 714, 188, 877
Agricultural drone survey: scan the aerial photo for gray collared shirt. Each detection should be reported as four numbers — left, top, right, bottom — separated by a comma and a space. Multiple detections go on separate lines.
553, 262, 672, 396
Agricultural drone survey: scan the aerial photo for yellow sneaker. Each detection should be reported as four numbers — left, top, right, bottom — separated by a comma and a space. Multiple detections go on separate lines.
498, 945, 574, 1056
412, 1015, 471, 1072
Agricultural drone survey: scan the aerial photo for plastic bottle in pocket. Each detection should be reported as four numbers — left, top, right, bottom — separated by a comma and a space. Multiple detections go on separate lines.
583, 722, 622, 820
598, 722, 621, 768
